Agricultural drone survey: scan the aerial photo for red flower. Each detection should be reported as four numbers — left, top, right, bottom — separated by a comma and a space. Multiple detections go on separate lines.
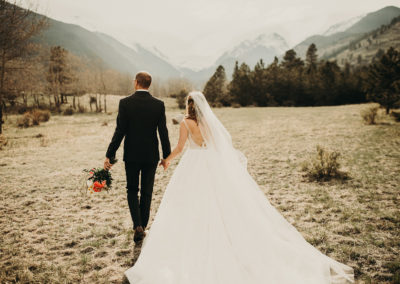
93, 180, 105, 192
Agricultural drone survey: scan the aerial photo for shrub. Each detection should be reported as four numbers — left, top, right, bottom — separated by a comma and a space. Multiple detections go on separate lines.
231, 103, 241, 108
361, 105, 379, 125
30, 109, 50, 125
175, 90, 188, 109
213, 102, 223, 108
0, 135, 7, 150
50, 105, 62, 113
17, 112, 33, 128
391, 111, 400, 122
63, 107, 74, 116
17, 109, 51, 128
39, 110, 51, 122
301, 145, 349, 182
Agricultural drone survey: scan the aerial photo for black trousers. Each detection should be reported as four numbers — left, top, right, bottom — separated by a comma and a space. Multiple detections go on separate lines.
124, 160, 158, 230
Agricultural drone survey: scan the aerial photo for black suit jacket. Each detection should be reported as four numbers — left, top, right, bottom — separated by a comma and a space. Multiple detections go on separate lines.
106, 91, 171, 163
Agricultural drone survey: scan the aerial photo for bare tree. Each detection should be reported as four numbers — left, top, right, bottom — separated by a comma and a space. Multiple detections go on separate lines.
0, 0, 47, 133
8, 47, 47, 108
164, 77, 194, 97
117, 73, 134, 95
47, 46, 73, 108
67, 53, 89, 109
94, 59, 111, 113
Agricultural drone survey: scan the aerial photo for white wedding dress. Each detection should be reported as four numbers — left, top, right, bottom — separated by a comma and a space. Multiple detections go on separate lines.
125, 92, 354, 284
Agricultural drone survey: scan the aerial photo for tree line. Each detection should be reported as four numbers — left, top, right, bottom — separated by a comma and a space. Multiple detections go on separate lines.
0, 1, 138, 133
203, 44, 400, 113
0, 1, 198, 135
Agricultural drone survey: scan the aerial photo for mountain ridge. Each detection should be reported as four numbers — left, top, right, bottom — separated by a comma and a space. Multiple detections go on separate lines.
27, 4, 400, 86
31, 13, 181, 79
293, 6, 400, 59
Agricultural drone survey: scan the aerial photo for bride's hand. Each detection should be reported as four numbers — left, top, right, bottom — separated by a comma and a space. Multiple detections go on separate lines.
159, 159, 170, 170
164, 159, 171, 170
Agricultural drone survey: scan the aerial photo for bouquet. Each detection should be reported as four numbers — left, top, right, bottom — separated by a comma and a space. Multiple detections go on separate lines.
83, 159, 117, 193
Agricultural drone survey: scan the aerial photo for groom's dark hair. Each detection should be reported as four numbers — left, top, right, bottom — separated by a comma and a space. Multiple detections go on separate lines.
135, 71, 152, 89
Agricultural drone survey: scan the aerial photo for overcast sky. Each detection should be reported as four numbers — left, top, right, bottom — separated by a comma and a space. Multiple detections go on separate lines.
20, 0, 400, 69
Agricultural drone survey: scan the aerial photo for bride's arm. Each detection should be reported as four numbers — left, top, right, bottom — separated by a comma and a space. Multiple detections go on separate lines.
162, 122, 188, 169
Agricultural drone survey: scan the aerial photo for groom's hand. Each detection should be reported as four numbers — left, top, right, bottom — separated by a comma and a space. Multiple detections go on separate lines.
104, 157, 112, 170
159, 159, 170, 170
159, 159, 165, 170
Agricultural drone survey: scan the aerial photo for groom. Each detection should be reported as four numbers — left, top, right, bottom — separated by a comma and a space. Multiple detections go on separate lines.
104, 71, 171, 243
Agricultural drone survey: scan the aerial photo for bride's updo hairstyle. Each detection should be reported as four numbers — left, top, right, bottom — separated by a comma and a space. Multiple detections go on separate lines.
186, 95, 197, 123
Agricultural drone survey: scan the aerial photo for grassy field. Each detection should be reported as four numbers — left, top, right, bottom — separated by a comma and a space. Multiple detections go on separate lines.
0, 96, 399, 283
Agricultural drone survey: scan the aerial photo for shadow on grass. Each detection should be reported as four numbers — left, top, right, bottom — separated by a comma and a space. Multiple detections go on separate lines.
301, 169, 351, 184
121, 241, 143, 283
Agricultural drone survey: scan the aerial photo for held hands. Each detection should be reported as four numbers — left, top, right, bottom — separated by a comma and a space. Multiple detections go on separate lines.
159, 159, 171, 170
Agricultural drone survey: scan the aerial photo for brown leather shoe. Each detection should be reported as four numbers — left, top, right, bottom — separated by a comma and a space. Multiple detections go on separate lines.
134, 226, 146, 243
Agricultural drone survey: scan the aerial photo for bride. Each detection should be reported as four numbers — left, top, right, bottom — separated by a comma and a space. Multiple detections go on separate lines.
124, 91, 354, 284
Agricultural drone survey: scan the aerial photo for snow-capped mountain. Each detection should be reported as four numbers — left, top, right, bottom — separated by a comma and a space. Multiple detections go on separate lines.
216, 33, 289, 68
177, 33, 290, 84
192, 32, 289, 81
323, 14, 367, 36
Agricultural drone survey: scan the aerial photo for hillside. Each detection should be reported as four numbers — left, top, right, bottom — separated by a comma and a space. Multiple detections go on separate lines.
32, 15, 181, 79
293, 6, 400, 59
328, 16, 400, 65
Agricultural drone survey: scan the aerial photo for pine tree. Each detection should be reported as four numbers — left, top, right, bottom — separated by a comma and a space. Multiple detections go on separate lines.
305, 43, 318, 73
282, 49, 304, 70
263, 57, 280, 106
365, 47, 400, 114
203, 65, 228, 105
227, 61, 240, 105
319, 60, 341, 105
303, 44, 319, 105
280, 49, 305, 105
251, 59, 269, 106
228, 62, 252, 106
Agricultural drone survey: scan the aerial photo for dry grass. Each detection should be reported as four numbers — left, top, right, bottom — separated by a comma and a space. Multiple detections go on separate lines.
0, 95, 399, 283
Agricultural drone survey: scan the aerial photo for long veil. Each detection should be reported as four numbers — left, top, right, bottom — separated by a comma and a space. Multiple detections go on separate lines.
189, 91, 247, 167
187, 91, 354, 284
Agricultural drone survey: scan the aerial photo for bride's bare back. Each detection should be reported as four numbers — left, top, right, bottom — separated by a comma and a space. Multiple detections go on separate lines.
161, 117, 205, 169
182, 118, 205, 147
